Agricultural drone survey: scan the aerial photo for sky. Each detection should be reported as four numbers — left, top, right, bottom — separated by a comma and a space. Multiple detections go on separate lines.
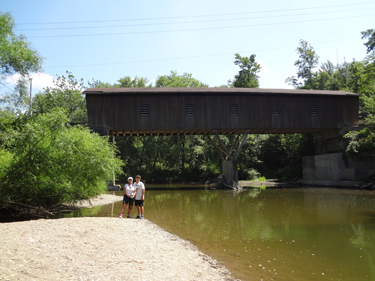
1, 0, 374, 93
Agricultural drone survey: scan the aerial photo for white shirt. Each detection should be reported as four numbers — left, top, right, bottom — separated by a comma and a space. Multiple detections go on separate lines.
125, 184, 136, 196
134, 181, 145, 200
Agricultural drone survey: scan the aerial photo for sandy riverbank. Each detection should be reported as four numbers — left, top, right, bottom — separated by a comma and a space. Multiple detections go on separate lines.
64, 193, 123, 209
0, 195, 236, 281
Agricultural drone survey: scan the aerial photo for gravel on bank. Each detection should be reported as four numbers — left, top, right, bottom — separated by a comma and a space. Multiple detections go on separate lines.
0, 217, 234, 281
64, 193, 123, 209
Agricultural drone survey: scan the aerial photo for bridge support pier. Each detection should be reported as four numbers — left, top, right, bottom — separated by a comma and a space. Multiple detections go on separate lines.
222, 159, 238, 188
108, 134, 121, 191
207, 130, 249, 189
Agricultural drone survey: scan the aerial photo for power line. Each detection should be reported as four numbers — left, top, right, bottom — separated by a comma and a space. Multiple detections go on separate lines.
44, 37, 360, 69
0, 81, 15, 92
16, 7, 375, 32
28, 13, 375, 38
17, 1, 375, 25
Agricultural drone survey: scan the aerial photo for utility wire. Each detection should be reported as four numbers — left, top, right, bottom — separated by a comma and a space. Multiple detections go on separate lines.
0, 81, 15, 91
17, 1, 374, 25
16, 7, 375, 31
44, 37, 359, 69
28, 13, 375, 38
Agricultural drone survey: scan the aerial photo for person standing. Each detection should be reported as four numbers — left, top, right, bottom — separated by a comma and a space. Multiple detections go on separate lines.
119, 177, 136, 218
134, 175, 145, 219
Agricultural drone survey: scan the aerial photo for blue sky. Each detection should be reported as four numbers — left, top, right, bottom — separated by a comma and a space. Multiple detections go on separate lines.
1, 0, 374, 91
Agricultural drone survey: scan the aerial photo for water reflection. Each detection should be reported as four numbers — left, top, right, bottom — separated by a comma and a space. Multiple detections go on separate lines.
61, 187, 375, 280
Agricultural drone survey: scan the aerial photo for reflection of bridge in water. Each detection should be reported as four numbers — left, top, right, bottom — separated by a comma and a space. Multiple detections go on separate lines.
84, 87, 359, 188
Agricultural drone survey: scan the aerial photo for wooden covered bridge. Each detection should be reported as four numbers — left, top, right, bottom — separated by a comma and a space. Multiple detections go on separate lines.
84, 87, 359, 188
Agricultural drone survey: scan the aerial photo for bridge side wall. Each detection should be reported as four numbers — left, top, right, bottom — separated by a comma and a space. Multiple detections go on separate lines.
86, 94, 358, 135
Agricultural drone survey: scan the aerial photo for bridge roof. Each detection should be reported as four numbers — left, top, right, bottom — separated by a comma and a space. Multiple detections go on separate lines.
84, 87, 358, 97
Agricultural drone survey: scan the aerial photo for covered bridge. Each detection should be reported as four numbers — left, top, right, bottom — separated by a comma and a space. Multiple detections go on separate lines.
84, 87, 358, 136
84, 87, 359, 188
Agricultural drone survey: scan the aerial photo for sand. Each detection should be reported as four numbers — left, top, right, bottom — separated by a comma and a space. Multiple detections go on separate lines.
0, 195, 235, 281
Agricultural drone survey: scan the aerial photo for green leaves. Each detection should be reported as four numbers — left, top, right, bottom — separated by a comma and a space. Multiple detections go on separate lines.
231, 53, 261, 88
0, 11, 43, 77
361, 29, 375, 54
155, 71, 209, 87
116, 76, 149, 87
286, 40, 319, 89
32, 71, 87, 124
0, 109, 123, 209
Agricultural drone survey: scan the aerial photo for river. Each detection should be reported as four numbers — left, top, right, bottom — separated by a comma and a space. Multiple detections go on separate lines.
62, 186, 375, 280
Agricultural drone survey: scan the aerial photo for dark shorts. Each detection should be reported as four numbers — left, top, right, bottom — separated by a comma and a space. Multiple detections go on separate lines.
135, 200, 144, 207
123, 195, 134, 205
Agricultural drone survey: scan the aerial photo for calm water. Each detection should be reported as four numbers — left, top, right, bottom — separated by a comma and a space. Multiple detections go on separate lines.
62, 187, 375, 280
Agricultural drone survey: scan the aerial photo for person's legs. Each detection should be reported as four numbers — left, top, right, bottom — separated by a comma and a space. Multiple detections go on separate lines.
134, 200, 142, 218
139, 201, 144, 219
127, 200, 134, 218
120, 203, 127, 218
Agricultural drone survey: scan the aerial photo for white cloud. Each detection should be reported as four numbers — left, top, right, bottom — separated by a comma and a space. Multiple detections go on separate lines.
5, 73, 55, 92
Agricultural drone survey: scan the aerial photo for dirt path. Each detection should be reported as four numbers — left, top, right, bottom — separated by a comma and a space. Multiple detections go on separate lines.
0, 217, 235, 281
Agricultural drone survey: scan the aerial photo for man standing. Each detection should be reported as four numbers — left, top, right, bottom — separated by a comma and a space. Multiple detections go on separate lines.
134, 175, 145, 219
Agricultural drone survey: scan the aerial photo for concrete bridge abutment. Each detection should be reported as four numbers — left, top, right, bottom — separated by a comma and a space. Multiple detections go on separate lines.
301, 124, 375, 187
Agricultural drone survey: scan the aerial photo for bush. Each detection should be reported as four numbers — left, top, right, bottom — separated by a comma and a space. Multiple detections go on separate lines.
238, 168, 260, 181
0, 109, 123, 212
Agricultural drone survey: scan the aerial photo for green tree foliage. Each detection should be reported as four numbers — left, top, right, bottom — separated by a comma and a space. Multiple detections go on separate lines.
361, 29, 375, 54
1, 75, 30, 111
230, 53, 261, 88
285, 34, 375, 160
255, 134, 315, 181
115, 135, 223, 182
0, 109, 123, 213
155, 71, 208, 87
344, 30, 375, 159
116, 76, 150, 87
87, 79, 113, 88
286, 40, 319, 89
88, 76, 150, 88
0, 11, 43, 111
32, 71, 88, 123
0, 11, 43, 78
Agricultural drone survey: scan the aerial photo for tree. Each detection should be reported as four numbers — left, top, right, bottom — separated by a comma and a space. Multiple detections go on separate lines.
155, 71, 208, 87
87, 79, 113, 88
230, 53, 261, 88
1, 76, 30, 111
344, 30, 375, 159
286, 40, 319, 89
116, 76, 150, 87
0, 11, 43, 78
362, 29, 375, 54
0, 11, 43, 111
32, 71, 87, 124
87, 76, 150, 88
0, 109, 123, 215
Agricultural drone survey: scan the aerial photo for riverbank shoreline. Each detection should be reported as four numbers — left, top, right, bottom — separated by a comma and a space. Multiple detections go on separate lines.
0, 217, 235, 280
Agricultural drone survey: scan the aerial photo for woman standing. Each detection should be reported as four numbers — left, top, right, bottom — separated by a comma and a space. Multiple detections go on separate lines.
119, 177, 136, 218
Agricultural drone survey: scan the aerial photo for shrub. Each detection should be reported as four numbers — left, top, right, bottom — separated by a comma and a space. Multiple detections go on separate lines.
0, 109, 123, 212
